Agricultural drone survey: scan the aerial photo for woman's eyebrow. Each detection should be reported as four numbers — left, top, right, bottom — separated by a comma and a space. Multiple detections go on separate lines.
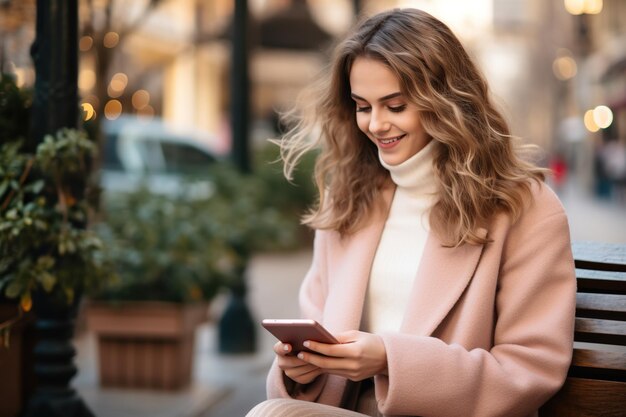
350, 92, 403, 102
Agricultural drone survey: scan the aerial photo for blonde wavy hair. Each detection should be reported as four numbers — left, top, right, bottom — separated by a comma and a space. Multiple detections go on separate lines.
278, 8, 546, 246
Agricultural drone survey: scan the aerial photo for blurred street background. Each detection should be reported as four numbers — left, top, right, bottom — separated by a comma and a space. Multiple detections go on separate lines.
1, 0, 625, 416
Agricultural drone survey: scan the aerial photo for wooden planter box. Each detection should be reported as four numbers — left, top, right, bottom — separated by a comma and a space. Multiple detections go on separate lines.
85, 301, 207, 390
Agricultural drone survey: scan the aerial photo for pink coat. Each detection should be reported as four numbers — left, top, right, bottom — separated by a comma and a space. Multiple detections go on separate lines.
267, 182, 576, 417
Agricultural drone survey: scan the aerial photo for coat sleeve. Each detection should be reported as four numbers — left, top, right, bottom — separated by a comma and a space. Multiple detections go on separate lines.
266, 230, 331, 401
374, 192, 576, 417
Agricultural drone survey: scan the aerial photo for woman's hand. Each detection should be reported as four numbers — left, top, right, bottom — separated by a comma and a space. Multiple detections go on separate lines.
296, 330, 388, 381
274, 341, 323, 384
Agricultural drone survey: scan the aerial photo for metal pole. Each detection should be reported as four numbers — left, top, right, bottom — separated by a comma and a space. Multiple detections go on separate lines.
353, 0, 362, 17
219, 0, 257, 353
23, 1, 93, 416
230, 0, 251, 173
28, 0, 79, 150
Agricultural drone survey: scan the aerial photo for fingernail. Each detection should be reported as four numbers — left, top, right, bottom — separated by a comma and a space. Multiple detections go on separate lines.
283, 344, 289, 351
303, 341, 310, 348
297, 352, 304, 359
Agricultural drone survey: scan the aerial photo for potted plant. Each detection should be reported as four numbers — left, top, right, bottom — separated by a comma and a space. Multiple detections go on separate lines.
0, 75, 108, 407
0, 130, 110, 303
85, 186, 236, 390
85, 161, 299, 387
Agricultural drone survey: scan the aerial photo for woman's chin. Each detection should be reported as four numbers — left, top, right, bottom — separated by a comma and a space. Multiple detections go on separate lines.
379, 152, 405, 166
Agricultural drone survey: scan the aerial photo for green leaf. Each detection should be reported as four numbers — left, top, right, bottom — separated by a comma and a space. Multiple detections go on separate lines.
37, 255, 55, 269
39, 272, 56, 292
0, 180, 8, 197
6, 209, 18, 220
4, 281, 21, 298
30, 180, 45, 194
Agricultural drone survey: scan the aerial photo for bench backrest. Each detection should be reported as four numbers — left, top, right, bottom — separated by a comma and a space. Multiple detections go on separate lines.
539, 242, 626, 416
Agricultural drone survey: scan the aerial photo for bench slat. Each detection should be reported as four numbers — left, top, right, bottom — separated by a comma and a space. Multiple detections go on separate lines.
576, 266, 626, 295
572, 348, 626, 372
575, 318, 626, 345
576, 293, 626, 320
538, 377, 626, 417
540, 243, 626, 416
573, 242, 626, 272
575, 259, 626, 273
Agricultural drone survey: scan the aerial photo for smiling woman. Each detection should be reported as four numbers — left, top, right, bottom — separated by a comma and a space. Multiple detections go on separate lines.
350, 57, 431, 166
248, 8, 576, 417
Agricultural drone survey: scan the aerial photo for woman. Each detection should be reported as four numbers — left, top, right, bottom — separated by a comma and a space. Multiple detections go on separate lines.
248, 8, 575, 417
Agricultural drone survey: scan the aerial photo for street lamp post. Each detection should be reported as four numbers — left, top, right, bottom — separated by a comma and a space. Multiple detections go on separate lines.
28, 0, 79, 148
230, 0, 251, 173
218, 0, 256, 354
22, 1, 93, 416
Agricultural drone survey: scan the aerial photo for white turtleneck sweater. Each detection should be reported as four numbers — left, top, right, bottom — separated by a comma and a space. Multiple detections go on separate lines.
366, 140, 437, 333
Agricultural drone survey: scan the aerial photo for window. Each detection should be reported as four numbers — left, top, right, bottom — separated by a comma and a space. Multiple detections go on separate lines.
160, 142, 216, 175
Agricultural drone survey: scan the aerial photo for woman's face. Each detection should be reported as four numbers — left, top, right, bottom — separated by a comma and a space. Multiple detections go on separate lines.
349, 56, 431, 166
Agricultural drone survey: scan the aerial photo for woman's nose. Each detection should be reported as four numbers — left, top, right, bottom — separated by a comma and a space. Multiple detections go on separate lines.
369, 110, 390, 134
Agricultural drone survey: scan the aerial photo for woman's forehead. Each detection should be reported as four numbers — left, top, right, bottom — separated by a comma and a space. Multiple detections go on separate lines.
349, 57, 401, 100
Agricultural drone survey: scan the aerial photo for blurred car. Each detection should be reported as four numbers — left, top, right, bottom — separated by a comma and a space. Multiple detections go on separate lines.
100, 115, 223, 199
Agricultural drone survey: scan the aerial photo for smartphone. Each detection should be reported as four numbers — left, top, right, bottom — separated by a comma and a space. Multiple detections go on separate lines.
262, 319, 339, 355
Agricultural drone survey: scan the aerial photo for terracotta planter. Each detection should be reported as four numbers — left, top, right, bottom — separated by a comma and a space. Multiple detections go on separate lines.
85, 301, 207, 390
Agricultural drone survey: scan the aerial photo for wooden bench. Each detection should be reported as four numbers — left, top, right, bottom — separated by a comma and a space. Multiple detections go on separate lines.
539, 242, 626, 416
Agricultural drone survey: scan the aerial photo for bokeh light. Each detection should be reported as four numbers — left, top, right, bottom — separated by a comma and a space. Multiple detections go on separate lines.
103, 31, 120, 48
79, 36, 93, 52
564, 0, 603, 15
553, 50, 577, 80
104, 100, 123, 120
132, 90, 150, 109
583, 109, 600, 132
81, 103, 96, 121
78, 69, 96, 91
593, 105, 613, 129
108, 73, 128, 98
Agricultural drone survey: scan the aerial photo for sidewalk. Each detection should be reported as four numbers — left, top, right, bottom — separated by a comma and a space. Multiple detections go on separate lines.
557, 178, 626, 244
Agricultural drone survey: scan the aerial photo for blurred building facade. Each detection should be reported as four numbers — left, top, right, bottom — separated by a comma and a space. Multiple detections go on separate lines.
1, 0, 624, 195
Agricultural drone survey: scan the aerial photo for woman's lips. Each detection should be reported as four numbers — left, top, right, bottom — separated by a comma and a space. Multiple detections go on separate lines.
376, 134, 406, 148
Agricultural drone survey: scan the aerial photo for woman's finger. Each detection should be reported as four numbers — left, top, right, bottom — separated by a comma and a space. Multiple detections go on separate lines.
273, 341, 292, 356
285, 365, 323, 384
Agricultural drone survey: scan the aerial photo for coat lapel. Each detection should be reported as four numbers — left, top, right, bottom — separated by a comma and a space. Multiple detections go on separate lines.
401, 228, 487, 336
327, 187, 395, 333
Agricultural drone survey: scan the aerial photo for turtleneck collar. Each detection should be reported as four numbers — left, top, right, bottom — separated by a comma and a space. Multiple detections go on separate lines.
379, 139, 437, 195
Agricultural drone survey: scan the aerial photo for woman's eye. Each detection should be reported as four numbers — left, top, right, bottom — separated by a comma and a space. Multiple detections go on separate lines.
388, 105, 406, 113
355, 106, 371, 113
